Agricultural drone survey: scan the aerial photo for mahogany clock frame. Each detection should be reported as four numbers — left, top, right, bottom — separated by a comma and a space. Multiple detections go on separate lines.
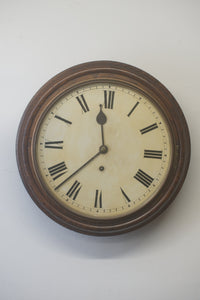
16, 61, 191, 236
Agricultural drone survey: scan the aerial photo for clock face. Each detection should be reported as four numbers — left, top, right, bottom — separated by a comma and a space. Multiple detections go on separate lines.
35, 82, 172, 219
17, 61, 190, 235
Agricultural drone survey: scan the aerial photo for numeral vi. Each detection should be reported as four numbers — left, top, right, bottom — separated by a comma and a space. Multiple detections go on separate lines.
94, 190, 102, 208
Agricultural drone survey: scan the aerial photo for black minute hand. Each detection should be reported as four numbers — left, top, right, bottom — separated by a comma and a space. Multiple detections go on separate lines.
55, 151, 101, 190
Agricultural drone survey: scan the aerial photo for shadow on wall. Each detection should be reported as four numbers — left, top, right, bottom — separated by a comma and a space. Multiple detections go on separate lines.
27, 200, 176, 259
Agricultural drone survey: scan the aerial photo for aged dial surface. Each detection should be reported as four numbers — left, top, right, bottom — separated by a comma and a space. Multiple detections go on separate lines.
35, 82, 172, 219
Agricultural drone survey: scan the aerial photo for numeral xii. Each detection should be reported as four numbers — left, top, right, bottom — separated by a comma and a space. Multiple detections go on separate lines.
104, 90, 115, 109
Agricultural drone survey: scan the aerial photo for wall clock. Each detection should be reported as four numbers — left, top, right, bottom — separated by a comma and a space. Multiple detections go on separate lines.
16, 61, 190, 236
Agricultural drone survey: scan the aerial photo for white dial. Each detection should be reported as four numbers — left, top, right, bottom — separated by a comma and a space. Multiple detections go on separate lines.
36, 82, 172, 219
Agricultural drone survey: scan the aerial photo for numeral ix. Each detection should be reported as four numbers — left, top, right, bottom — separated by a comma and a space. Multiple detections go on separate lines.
45, 141, 63, 149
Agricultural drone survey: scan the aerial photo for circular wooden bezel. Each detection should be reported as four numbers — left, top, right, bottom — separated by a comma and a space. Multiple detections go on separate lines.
16, 61, 190, 236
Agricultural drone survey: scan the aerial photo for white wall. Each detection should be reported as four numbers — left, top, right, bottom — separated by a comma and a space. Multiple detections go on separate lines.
1, 1, 199, 299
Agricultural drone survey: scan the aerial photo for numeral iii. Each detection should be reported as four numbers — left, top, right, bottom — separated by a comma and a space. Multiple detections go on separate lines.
144, 150, 163, 159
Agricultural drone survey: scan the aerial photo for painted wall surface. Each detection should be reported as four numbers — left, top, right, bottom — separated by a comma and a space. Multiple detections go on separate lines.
1, 1, 199, 299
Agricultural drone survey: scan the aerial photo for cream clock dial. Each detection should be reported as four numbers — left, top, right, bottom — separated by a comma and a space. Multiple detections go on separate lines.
17, 61, 190, 235
36, 83, 172, 219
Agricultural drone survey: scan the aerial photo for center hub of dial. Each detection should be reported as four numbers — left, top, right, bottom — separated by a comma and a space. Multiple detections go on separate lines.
99, 145, 108, 154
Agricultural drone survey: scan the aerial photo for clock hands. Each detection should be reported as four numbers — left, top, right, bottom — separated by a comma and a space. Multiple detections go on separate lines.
55, 151, 101, 190
55, 145, 109, 190
55, 104, 108, 191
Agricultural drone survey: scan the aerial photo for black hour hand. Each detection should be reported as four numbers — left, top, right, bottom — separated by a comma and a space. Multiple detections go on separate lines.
96, 104, 107, 146
96, 104, 107, 125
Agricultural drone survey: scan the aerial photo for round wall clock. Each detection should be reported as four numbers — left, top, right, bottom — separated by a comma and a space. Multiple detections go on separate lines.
16, 61, 190, 236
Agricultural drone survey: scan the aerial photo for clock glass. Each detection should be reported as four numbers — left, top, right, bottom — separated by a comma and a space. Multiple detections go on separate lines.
35, 82, 172, 219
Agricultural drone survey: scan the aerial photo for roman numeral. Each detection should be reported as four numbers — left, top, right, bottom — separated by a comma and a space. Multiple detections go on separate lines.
76, 95, 89, 113
104, 91, 115, 109
54, 115, 72, 125
127, 101, 139, 117
45, 141, 63, 149
120, 187, 131, 202
66, 180, 82, 200
94, 190, 102, 208
48, 162, 67, 180
140, 123, 158, 134
144, 150, 163, 159
134, 169, 154, 188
